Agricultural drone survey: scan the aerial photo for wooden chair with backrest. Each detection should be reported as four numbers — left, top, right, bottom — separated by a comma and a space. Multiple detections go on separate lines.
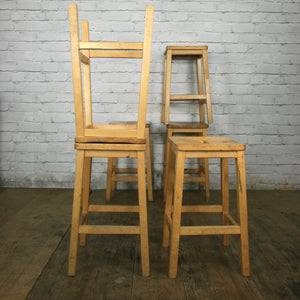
68, 4, 154, 277
161, 46, 213, 201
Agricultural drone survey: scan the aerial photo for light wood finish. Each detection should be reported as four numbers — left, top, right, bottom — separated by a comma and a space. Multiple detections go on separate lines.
162, 46, 212, 125
162, 126, 210, 201
68, 4, 153, 277
162, 136, 250, 278
106, 122, 153, 202
161, 46, 213, 201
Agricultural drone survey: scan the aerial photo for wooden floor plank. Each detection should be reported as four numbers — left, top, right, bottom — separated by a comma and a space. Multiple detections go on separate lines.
0, 188, 73, 300
0, 188, 299, 299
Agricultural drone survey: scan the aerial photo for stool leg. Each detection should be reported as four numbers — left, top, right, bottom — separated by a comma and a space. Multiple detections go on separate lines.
111, 158, 117, 191
146, 128, 153, 201
163, 128, 172, 201
236, 152, 250, 276
80, 156, 92, 246
169, 151, 185, 278
68, 150, 85, 276
161, 55, 167, 123
202, 129, 210, 200
106, 158, 113, 201
137, 150, 150, 277
221, 158, 230, 246
162, 147, 176, 247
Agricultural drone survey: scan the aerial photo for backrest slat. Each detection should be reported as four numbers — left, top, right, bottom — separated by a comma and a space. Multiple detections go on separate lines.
79, 41, 143, 50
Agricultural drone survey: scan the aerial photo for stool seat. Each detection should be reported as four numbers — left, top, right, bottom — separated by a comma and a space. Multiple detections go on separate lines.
167, 122, 209, 129
169, 136, 246, 151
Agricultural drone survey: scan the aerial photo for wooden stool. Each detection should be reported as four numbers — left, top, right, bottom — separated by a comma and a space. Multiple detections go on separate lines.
162, 136, 250, 278
106, 122, 153, 202
161, 46, 213, 200
68, 4, 154, 277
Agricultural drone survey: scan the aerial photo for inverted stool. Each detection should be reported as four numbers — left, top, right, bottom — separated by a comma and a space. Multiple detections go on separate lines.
161, 46, 213, 200
106, 122, 153, 202
162, 136, 250, 278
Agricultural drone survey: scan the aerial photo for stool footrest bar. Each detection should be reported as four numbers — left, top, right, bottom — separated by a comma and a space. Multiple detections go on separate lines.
79, 225, 140, 235
180, 225, 241, 236
181, 205, 223, 213
88, 205, 140, 213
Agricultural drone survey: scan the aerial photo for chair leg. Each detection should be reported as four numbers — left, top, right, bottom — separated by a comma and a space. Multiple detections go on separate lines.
146, 128, 153, 201
221, 158, 230, 246
163, 129, 172, 201
169, 151, 185, 278
162, 147, 176, 248
106, 157, 113, 201
111, 158, 117, 191
80, 156, 92, 246
137, 150, 150, 277
236, 151, 250, 276
68, 150, 85, 276
204, 158, 210, 200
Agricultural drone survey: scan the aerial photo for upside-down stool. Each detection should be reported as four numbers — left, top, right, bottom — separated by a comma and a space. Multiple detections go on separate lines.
161, 46, 213, 201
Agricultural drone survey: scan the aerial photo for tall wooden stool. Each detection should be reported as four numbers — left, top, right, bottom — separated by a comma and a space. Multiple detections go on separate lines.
106, 122, 153, 202
68, 4, 154, 277
162, 46, 213, 201
162, 136, 250, 278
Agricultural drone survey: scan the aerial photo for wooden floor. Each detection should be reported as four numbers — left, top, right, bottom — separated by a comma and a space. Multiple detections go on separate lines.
0, 188, 299, 300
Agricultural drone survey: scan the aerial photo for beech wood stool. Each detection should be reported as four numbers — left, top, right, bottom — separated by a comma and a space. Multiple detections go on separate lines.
106, 122, 153, 202
162, 136, 250, 278
161, 46, 214, 201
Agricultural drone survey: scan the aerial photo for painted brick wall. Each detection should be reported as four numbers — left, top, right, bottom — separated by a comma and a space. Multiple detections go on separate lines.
1, 0, 299, 190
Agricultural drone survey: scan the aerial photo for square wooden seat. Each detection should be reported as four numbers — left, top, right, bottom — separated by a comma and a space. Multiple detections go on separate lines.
162, 136, 250, 278
161, 46, 213, 201
68, 4, 154, 277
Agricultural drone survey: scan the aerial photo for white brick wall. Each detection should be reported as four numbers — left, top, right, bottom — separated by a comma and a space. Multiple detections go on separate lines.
1, 0, 299, 190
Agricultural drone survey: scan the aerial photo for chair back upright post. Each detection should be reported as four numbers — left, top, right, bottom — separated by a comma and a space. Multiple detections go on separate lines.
69, 4, 154, 143
69, 4, 84, 138
137, 6, 154, 139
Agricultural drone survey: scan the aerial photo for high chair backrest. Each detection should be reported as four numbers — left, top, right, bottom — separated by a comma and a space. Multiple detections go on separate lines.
68, 4, 154, 143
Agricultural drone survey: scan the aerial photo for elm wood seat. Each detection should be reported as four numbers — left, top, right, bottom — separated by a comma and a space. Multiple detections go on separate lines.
162, 136, 250, 278
106, 122, 153, 202
68, 4, 153, 277
161, 46, 213, 201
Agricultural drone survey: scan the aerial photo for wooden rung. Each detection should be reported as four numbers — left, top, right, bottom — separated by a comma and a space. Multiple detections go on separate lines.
112, 176, 137, 182
184, 168, 202, 174
80, 52, 89, 64
90, 50, 143, 58
88, 204, 139, 213
115, 168, 137, 173
180, 225, 241, 236
224, 213, 239, 226
181, 205, 223, 213
80, 41, 143, 50
114, 168, 148, 174
184, 177, 206, 182
79, 225, 140, 235
170, 95, 207, 101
